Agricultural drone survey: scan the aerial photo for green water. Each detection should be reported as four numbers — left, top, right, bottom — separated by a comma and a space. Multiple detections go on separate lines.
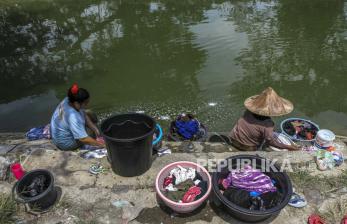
0, 0, 347, 134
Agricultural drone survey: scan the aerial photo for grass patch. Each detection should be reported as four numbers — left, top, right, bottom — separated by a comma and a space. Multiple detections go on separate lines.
0, 194, 16, 224
319, 198, 347, 223
288, 170, 347, 192
74, 219, 98, 224
56, 195, 73, 210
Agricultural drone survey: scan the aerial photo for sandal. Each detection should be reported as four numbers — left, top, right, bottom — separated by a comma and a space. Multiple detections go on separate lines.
289, 192, 307, 208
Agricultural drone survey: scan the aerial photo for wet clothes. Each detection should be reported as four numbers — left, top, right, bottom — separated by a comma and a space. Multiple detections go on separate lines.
169, 166, 196, 185
175, 119, 199, 140
23, 175, 48, 197
26, 124, 51, 141
182, 186, 202, 203
222, 165, 277, 194
163, 166, 208, 203
230, 110, 290, 151
223, 187, 283, 210
282, 120, 317, 141
165, 180, 195, 202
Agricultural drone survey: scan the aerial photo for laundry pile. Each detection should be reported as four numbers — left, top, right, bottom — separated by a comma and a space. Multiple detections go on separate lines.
175, 114, 201, 140
315, 149, 344, 171
169, 113, 207, 141
162, 166, 208, 203
26, 124, 51, 141
219, 165, 282, 211
22, 175, 48, 197
283, 119, 318, 141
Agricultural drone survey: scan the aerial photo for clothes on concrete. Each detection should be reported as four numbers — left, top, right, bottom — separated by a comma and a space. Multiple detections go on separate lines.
230, 110, 289, 151
332, 151, 344, 166
175, 119, 199, 140
315, 150, 344, 171
26, 124, 51, 141
81, 149, 107, 159
222, 165, 277, 194
308, 214, 325, 224
316, 150, 335, 170
51, 98, 88, 150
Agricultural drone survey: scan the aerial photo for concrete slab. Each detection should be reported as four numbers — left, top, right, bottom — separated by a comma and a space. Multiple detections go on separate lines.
0, 144, 16, 155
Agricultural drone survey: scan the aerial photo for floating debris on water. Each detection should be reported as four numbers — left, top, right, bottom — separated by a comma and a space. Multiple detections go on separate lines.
158, 115, 170, 120
135, 110, 145, 114
208, 102, 217, 107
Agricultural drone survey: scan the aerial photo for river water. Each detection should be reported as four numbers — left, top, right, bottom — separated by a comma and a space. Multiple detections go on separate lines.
1, 0, 347, 134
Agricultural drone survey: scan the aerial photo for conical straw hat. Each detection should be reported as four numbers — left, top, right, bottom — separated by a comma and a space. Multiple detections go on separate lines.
244, 87, 294, 116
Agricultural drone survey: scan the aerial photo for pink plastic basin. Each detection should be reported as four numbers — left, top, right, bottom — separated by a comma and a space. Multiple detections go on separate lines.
155, 161, 212, 213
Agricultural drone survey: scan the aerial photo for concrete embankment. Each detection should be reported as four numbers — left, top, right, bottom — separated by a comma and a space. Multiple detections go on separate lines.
0, 133, 347, 224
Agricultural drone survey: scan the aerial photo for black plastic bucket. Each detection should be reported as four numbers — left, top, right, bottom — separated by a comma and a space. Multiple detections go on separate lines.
101, 113, 156, 177
13, 169, 57, 211
211, 155, 292, 223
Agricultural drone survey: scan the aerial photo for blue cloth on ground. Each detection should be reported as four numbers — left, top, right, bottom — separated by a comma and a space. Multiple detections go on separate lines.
80, 144, 103, 151
175, 119, 199, 139
26, 124, 50, 141
50, 98, 88, 150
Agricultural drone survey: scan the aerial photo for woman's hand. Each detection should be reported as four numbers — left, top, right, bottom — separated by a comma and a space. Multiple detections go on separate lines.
288, 144, 301, 151
79, 137, 105, 148
94, 128, 101, 137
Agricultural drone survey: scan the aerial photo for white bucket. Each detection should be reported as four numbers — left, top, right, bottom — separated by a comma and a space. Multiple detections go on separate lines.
315, 129, 335, 149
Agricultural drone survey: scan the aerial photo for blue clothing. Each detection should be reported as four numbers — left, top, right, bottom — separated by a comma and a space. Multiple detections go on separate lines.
175, 119, 199, 139
50, 98, 88, 150
26, 124, 50, 141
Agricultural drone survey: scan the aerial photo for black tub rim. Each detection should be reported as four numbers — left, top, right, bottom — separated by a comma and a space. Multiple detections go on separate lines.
212, 154, 293, 216
15, 169, 55, 203
101, 113, 157, 143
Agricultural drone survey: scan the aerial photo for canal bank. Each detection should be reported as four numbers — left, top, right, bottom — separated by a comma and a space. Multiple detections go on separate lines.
1, 133, 347, 224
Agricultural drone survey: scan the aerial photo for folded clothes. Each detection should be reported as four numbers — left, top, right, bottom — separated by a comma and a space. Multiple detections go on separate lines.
222, 165, 277, 194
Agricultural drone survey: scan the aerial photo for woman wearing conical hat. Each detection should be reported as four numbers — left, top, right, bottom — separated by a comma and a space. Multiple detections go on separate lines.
230, 87, 300, 151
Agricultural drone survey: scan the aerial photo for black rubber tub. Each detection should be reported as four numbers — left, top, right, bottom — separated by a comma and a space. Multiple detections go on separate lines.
13, 169, 57, 211
211, 155, 293, 223
101, 113, 156, 177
